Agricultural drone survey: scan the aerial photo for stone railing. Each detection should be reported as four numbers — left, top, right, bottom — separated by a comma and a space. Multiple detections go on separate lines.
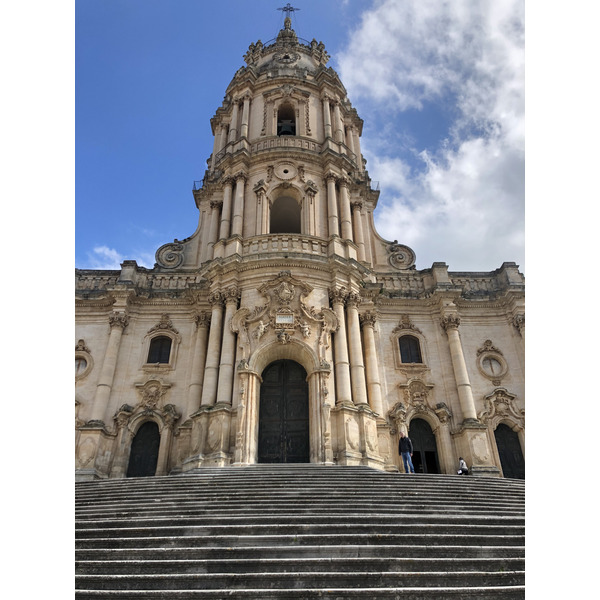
251, 135, 322, 155
75, 271, 119, 291
376, 274, 427, 296
450, 275, 499, 295
242, 234, 329, 259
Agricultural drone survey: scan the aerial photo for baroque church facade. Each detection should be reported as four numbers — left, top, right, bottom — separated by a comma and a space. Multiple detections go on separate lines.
75, 17, 525, 481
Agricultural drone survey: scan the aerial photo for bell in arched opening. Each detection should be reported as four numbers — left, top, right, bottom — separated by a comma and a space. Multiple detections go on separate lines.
277, 103, 296, 136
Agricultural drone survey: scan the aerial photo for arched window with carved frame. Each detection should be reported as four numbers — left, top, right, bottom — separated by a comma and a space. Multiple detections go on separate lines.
399, 334, 423, 364
147, 335, 172, 364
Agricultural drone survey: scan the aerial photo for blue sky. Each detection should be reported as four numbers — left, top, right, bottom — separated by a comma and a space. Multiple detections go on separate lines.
74, 0, 525, 273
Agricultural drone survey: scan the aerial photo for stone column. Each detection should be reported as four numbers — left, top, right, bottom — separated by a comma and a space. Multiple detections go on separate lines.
185, 311, 210, 419
155, 410, 178, 476
240, 94, 251, 139
338, 178, 353, 241
207, 200, 222, 258
216, 287, 240, 406
352, 128, 363, 172
200, 292, 225, 407
228, 99, 240, 143
216, 123, 227, 153
360, 311, 384, 417
211, 123, 227, 170
90, 311, 129, 424
326, 173, 339, 238
322, 95, 332, 139
351, 201, 366, 261
253, 180, 269, 235
231, 173, 247, 237
346, 125, 356, 160
329, 287, 352, 406
219, 177, 234, 240
333, 101, 344, 144
345, 292, 368, 407
441, 314, 478, 422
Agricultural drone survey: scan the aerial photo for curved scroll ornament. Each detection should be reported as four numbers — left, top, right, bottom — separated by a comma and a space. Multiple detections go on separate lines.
388, 243, 416, 270
155, 242, 184, 269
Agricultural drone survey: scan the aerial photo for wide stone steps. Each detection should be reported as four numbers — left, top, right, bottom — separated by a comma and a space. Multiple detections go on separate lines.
75, 466, 525, 598
77, 556, 524, 575
77, 543, 524, 560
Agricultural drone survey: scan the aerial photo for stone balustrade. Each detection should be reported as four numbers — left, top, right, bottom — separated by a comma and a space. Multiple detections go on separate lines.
243, 234, 329, 258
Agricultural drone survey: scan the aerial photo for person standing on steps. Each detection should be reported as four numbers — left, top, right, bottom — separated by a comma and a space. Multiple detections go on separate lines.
398, 431, 415, 474
457, 457, 469, 475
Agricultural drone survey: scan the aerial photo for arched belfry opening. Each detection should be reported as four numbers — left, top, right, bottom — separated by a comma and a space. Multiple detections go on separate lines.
277, 103, 296, 136
126, 421, 160, 477
270, 196, 301, 234
258, 360, 310, 463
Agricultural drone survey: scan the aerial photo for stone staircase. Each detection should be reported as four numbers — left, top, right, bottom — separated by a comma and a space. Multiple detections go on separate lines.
75, 465, 525, 599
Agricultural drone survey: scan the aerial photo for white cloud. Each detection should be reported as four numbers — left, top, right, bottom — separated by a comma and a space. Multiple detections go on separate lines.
338, 0, 525, 272
86, 246, 124, 270
84, 245, 155, 270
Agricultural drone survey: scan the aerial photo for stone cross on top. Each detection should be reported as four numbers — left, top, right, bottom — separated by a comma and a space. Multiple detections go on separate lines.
277, 3, 300, 26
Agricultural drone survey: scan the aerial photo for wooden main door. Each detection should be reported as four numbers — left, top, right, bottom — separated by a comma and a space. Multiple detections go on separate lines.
258, 360, 310, 463
495, 424, 525, 479
126, 421, 160, 477
409, 418, 440, 474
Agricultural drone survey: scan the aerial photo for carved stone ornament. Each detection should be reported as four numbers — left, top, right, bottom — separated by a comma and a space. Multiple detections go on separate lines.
148, 314, 179, 335
387, 242, 416, 270
392, 315, 422, 335
75, 339, 90, 353
513, 313, 525, 335
274, 162, 298, 181
273, 51, 300, 64
135, 379, 171, 411
230, 271, 338, 360
155, 241, 184, 269
478, 388, 524, 428
398, 378, 435, 412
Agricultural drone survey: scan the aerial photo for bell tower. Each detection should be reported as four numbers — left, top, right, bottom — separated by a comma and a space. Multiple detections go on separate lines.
155, 10, 396, 273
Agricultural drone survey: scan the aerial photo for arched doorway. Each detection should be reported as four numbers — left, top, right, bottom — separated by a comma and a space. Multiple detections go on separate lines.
495, 424, 525, 479
408, 418, 440, 474
126, 421, 160, 477
258, 360, 309, 463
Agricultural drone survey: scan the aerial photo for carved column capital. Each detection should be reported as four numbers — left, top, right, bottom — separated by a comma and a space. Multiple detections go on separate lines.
208, 291, 224, 307
351, 201, 363, 211
345, 291, 362, 308
328, 286, 348, 305
210, 200, 223, 210
359, 310, 378, 328
223, 286, 241, 304
513, 313, 525, 335
441, 314, 461, 332
195, 311, 211, 329
108, 311, 129, 330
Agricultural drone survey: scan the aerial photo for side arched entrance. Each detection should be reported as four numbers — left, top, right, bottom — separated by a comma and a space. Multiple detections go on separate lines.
495, 424, 525, 479
258, 359, 310, 463
408, 418, 441, 474
126, 421, 160, 477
